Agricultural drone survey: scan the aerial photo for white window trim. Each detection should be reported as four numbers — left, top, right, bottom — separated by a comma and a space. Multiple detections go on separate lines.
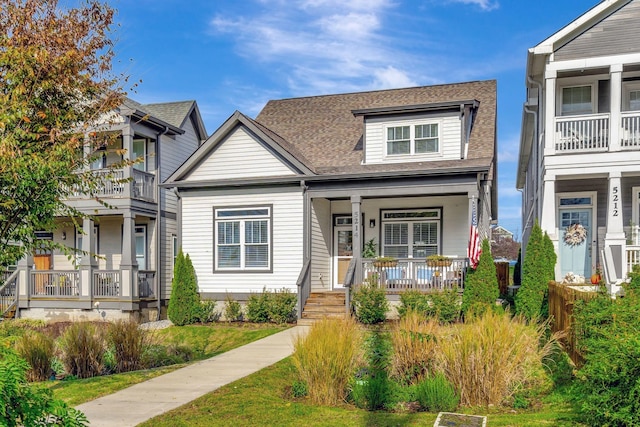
381, 208, 442, 258
557, 83, 596, 117
135, 225, 147, 270
214, 206, 272, 272
384, 119, 443, 158
132, 137, 147, 172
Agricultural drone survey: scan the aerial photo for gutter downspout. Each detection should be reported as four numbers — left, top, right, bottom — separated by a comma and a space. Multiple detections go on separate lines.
156, 126, 170, 320
524, 75, 542, 260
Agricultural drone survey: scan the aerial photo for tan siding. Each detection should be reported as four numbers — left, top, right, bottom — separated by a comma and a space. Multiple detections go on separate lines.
364, 114, 462, 164
181, 187, 304, 294
311, 199, 331, 291
555, 1, 640, 61
185, 128, 297, 181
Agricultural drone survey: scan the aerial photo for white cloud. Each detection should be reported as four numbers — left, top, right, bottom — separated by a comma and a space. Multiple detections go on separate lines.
373, 66, 418, 89
448, 0, 499, 11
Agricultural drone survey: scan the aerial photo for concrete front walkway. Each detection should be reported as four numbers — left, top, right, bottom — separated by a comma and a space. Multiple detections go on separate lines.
76, 325, 308, 427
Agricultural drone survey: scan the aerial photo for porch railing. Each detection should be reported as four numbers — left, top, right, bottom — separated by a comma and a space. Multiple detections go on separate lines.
138, 270, 156, 299
1, 270, 18, 317
360, 258, 468, 292
621, 112, 640, 149
626, 246, 640, 273
296, 259, 311, 319
555, 114, 609, 153
93, 270, 121, 297
30, 271, 79, 297
132, 170, 155, 201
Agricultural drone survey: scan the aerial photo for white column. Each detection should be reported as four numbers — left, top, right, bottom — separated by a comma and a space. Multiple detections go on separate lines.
79, 218, 96, 299
121, 213, 138, 298
609, 64, 623, 152
540, 174, 557, 239
122, 122, 134, 198
544, 70, 557, 156
17, 254, 33, 308
605, 171, 627, 289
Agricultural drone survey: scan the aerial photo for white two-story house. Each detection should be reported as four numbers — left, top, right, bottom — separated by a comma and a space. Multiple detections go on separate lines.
517, 0, 640, 291
165, 81, 497, 316
3, 99, 207, 321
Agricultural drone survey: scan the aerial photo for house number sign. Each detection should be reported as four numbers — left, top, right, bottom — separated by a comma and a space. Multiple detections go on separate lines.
612, 186, 619, 217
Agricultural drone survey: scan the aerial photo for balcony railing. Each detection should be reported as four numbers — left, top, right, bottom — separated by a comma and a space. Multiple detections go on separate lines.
1, 270, 18, 317
360, 258, 468, 293
555, 114, 609, 153
621, 112, 640, 149
138, 270, 156, 299
30, 271, 79, 297
132, 169, 155, 201
93, 270, 120, 297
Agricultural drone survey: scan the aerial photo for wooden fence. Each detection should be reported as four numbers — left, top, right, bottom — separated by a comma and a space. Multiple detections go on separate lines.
548, 281, 600, 366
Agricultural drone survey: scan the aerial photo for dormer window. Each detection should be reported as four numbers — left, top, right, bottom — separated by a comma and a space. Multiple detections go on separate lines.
385, 122, 440, 156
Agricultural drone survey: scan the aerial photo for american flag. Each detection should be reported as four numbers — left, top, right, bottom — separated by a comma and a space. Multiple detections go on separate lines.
468, 197, 481, 269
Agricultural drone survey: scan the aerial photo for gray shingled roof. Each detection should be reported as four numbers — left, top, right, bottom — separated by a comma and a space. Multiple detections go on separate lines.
255, 80, 496, 176
143, 101, 196, 129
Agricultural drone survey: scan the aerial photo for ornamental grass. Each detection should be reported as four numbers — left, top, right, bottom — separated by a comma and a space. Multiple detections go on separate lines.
389, 310, 439, 385
15, 330, 55, 382
436, 310, 554, 406
292, 316, 363, 405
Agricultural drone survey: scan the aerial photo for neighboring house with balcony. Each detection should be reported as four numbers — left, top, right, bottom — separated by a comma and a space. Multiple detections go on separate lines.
491, 225, 514, 243
517, 0, 640, 292
2, 98, 207, 321
164, 80, 497, 317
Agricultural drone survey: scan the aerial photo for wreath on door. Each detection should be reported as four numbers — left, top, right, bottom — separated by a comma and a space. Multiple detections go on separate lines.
564, 223, 587, 246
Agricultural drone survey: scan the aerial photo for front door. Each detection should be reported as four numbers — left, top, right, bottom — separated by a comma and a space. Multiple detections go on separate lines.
333, 225, 353, 289
34, 251, 52, 294
559, 208, 592, 278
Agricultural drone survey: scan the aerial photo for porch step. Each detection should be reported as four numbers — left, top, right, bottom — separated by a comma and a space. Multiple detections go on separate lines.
298, 291, 348, 325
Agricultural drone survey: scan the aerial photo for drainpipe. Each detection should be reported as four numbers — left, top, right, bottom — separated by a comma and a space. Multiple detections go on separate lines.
155, 126, 170, 320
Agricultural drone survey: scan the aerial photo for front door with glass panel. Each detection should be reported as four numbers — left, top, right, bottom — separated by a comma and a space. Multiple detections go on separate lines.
558, 196, 593, 278
135, 226, 146, 270
333, 216, 353, 289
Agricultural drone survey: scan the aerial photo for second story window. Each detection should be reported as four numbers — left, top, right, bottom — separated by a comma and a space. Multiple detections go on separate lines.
386, 123, 440, 156
561, 85, 592, 115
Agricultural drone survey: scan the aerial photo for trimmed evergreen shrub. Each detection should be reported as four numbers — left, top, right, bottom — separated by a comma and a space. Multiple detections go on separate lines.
461, 239, 499, 317
267, 288, 297, 324
224, 293, 243, 322
352, 282, 389, 324
246, 292, 271, 323
416, 372, 460, 412
168, 250, 201, 326
194, 300, 220, 323
515, 221, 552, 320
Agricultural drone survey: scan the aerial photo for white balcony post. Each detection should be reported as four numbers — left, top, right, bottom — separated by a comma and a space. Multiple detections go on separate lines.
544, 70, 557, 156
610, 64, 623, 152
122, 122, 134, 198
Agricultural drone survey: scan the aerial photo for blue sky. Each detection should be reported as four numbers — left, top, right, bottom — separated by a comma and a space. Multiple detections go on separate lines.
109, 0, 601, 239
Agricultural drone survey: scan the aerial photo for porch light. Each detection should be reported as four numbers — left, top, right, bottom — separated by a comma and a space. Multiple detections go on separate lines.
61, 231, 66, 240
369, 219, 376, 228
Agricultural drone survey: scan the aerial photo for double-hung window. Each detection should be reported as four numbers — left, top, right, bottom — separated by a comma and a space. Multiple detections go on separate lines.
386, 123, 439, 156
381, 209, 440, 258
561, 85, 593, 116
215, 207, 271, 271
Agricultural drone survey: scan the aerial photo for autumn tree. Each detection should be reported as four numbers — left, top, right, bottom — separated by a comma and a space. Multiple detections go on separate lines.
0, 0, 125, 266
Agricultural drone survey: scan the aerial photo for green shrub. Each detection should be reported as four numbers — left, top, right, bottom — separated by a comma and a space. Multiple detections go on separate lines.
14, 330, 55, 382
168, 250, 201, 326
0, 345, 88, 426
572, 271, 640, 426
462, 239, 499, 317
106, 319, 148, 373
416, 372, 459, 412
224, 293, 243, 322
292, 316, 362, 405
291, 380, 308, 398
398, 290, 460, 324
268, 288, 297, 324
513, 248, 522, 286
357, 330, 392, 410
194, 300, 219, 323
246, 292, 271, 323
142, 343, 194, 368
352, 282, 389, 324
59, 322, 105, 379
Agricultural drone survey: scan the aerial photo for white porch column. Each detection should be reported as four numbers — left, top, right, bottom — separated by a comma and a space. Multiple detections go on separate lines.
121, 213, 138, 299
122, 122, 134, 198
79, 218, 97, 300
605, 172, 627, 285
544, 70, 557, 156
540, 174, 557, 238
609, 64, 623, 152
351, 195, 362, 284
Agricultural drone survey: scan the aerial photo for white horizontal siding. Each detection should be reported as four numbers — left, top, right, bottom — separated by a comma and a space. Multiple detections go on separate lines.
364, 115, 462, 164
185, 128, 296, 182
181, 187, 304, 294
311, 198, 331, 291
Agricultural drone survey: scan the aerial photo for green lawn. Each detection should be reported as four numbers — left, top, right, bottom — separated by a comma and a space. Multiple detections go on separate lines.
139, 358, 584, 427
45, 323, 288, 406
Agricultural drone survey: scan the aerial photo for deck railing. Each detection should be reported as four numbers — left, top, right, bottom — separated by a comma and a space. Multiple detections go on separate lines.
555, 114, 609, 153
93, 270, 121, 297
360, 258, 468, 292
138, 270, 156, 299
621, 112, 640, 149
132, 170, 155, 201
30, 271, 79, 297
626, 246, 640, 273
1, 270, 18, 317
296, 259, 311, 319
